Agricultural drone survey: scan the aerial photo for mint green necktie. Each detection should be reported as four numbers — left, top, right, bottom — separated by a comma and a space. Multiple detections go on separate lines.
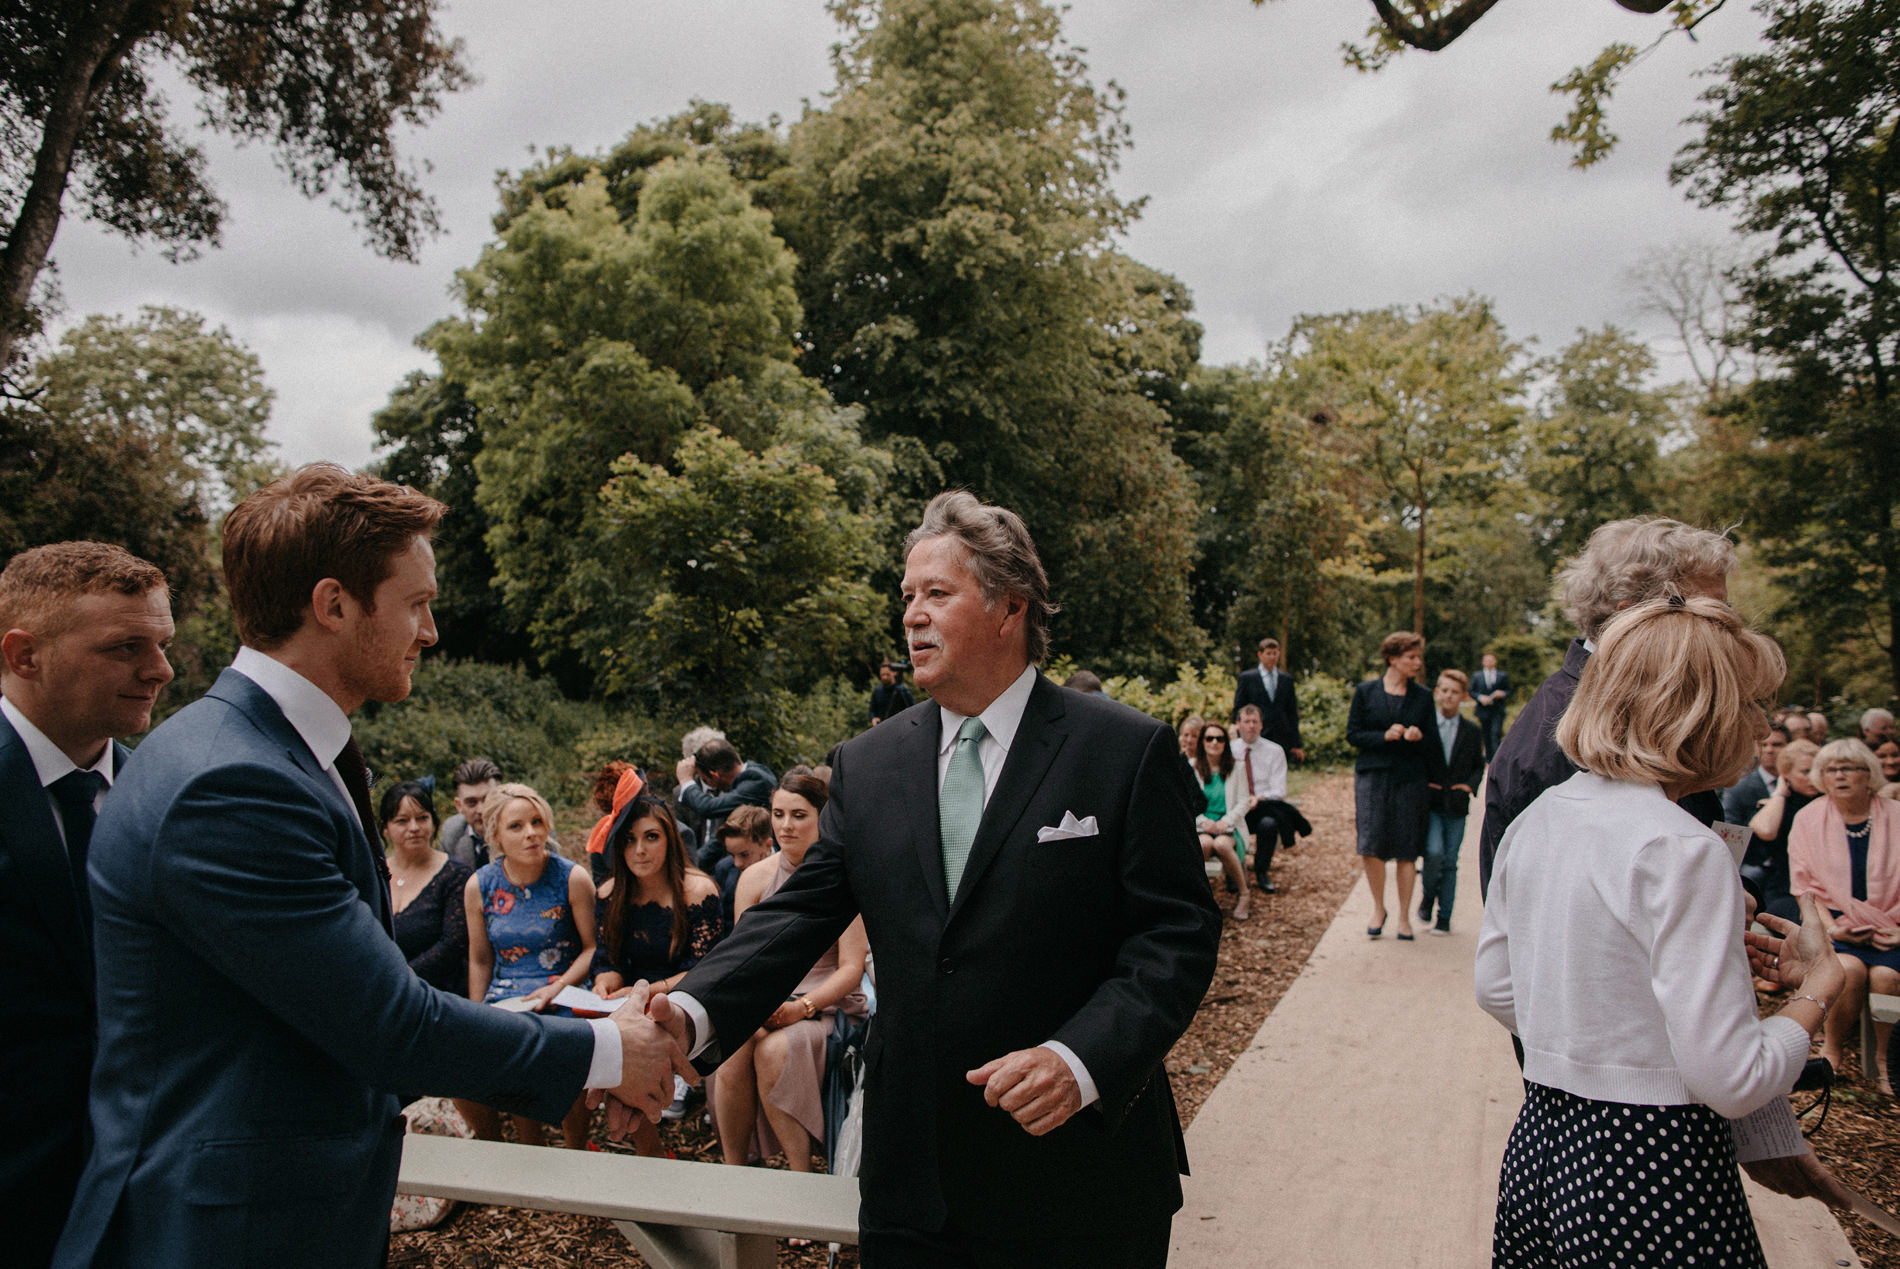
940, 716, 989, 902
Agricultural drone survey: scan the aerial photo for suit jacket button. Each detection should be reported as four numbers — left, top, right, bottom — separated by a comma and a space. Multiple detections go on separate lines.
939, 958, 954, 974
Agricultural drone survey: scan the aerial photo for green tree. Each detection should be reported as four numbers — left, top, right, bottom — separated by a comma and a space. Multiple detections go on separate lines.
585, 426, 888, 756
371, 370, 529, 666
1278, 296, 1527, 639
31, 305, 276, 509
425, 155, 809, 679
1522, 325, 1672, 564
779, 0, 1205, 675
1671, 0, 1900, 692
1, 0, 469, 369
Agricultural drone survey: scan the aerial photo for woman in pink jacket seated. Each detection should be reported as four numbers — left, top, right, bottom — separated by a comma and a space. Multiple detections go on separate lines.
1789, 737, 1900, 1093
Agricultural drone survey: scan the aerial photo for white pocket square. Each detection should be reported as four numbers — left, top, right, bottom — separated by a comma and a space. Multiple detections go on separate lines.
1036, 811, 1099, 843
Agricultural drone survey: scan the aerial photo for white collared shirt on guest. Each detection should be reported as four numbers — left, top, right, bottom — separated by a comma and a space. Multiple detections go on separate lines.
230, 646, 624, 1089
1234, 735, 1286, 801
1, 695, 113, 853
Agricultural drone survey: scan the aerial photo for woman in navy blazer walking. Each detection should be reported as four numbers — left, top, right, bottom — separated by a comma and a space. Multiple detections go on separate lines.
1348, 631, 1435, 939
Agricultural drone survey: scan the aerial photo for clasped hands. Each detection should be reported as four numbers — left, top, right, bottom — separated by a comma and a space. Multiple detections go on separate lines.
585, 981, 699, 1139
1384, 723, 1423, 743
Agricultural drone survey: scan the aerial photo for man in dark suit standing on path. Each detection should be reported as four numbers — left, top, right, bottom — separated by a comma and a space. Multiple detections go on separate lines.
0, 543, 174, 1268
1470, 652, 1510, 764
655, 491, 1222, 1267
57, 465, 689, 1269
1231, 636, 1303, 762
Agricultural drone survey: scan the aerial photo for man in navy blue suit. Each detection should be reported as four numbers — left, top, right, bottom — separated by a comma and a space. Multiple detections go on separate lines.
1470, 652, 1510, 764
56, 465, 690, 1269
1231, 636, 1303, 762
0, 542, 174, 1268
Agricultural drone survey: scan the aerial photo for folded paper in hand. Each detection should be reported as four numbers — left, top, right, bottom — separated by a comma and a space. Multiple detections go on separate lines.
1037, 811, 1099, 843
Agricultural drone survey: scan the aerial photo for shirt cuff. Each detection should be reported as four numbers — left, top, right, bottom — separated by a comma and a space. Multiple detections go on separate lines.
1040, 1041, 1099, 1108
584, 1017, 621, 1089
670, 990, 714, 1060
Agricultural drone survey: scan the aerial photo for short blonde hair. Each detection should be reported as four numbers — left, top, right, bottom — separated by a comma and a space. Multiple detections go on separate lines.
1559, 517, 1737, 641
1558, 596, 1785, 787
1813, 738, 1886, 792
480, 782, 555, 845
1437, 668, 1469, 691
1778, 738, 1819, 778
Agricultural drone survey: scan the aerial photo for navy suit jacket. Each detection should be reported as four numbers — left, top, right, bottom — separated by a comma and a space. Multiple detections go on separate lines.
0, 716, 128, 1267
677, 673, 1221, 1239
1231, 666, 1301, 752
55, 670, 594, 1269
1471, 667, 1511, 718
1424, 714, 1485, 818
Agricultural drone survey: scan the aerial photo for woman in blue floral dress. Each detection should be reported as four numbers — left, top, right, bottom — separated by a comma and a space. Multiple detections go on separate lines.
594, 796, 724, 1156
460, 782, 597, 1149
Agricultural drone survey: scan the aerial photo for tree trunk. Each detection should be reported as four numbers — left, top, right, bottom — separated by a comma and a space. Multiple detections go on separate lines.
0, 0, 140, 369
1412, 467, 1428, 638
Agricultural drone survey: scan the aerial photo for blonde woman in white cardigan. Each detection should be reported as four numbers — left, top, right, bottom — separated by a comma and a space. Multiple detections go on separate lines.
1478, 595, 1844, 1268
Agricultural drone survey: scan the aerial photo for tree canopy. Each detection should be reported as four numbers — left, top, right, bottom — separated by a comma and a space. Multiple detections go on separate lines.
0, 0, 468, 369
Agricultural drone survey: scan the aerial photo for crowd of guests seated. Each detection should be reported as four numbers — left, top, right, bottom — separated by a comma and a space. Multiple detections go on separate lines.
371, 733, 878, 1183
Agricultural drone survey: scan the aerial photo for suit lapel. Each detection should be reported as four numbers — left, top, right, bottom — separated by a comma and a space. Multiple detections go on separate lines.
948, 675, 1069, 924
0, 715, 92, 982
902, 706, 951, 921
208, 670, 392, 931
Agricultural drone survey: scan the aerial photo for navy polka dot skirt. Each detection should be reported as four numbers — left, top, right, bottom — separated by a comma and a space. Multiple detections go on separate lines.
1494, 1082, 1767, 1267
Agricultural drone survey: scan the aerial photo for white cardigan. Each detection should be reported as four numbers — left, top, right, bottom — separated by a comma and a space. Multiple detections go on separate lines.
1476, 772, 1809, 1119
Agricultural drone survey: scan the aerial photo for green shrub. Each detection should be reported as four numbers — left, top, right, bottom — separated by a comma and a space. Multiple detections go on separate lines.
1099, 662, 1237, 729
1296, 671, 1358, 767
355, 658, 606, 804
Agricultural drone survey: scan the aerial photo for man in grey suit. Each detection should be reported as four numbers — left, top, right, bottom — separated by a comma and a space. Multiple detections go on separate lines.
440, 756, 501, 868
0, 542, 174, 1268
650, 492, 1221, 1266
56, 465, 689, 1269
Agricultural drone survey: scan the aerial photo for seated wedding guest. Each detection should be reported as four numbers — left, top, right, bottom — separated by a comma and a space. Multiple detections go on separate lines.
594, 797, 723, 1155
461, 782, 598, 1150
381, 781, 471, 996
585, 761, 644, 891
1178, 715, 1204, 763
714, 805, 775, 930
1479, 595, 1844, 1266
440, 756, 501, 869
1779, 709, 1813, 742
1728, 724, 1790, 907
1747, 738, 1822, 923
712, 769, 868, 1171
1192, 722, 1251, 921
1789, 739, 1899, 1093
1861, 707, 1896, 749
1875, 738, 1900, 801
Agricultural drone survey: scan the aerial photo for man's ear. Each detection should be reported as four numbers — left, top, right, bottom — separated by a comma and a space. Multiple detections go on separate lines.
1, 628, 40, 680
309, 578, 351, 634
997, 592, 1028, 639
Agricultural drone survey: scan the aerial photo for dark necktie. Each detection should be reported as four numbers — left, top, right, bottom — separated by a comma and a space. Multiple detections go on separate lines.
50, 769, 108, 924
333, 737, 389, 882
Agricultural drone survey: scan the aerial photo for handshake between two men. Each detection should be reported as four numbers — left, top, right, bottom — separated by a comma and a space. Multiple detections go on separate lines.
591, 983, 1088, 1142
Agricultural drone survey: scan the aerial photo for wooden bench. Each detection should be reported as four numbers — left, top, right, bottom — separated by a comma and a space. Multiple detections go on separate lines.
396, 1135, 859, 1269
1859, 991, 1899, 1079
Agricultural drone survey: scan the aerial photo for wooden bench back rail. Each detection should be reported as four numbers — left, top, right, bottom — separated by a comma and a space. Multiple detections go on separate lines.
1860, 991, 1899, 1078
397, 1134, 860, 1269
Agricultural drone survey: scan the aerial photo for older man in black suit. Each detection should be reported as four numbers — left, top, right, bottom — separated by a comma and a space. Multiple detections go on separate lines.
1470, 652, 1511, 763
1231, 636, 1303, 762
0, 542, 175, 1268
658, 491, 1221, 1267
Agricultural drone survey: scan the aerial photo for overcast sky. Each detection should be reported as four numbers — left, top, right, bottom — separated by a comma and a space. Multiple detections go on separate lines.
44, 0, 1766, 469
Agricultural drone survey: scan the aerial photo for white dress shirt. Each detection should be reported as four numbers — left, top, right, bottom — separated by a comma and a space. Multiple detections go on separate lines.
2, 695, 114, 852
675, 665, 1099, 1105
230, 648, 623, 1088
1234, 735, 1286, 801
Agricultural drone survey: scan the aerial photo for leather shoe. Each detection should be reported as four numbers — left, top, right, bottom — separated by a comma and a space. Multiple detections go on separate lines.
1259, 878, 1278, 894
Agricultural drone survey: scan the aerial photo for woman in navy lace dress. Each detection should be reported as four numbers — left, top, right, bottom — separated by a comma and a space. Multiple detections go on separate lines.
594, 796, 723, 1156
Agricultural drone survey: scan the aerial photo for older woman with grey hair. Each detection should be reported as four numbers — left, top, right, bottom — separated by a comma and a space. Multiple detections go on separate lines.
1790, 738, 1899, 1091
1479, 517, 1739, 896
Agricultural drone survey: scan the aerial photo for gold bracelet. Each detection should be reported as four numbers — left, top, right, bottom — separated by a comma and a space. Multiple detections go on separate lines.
1788, 993, 1830, 1028
799, 995, 817, 1019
